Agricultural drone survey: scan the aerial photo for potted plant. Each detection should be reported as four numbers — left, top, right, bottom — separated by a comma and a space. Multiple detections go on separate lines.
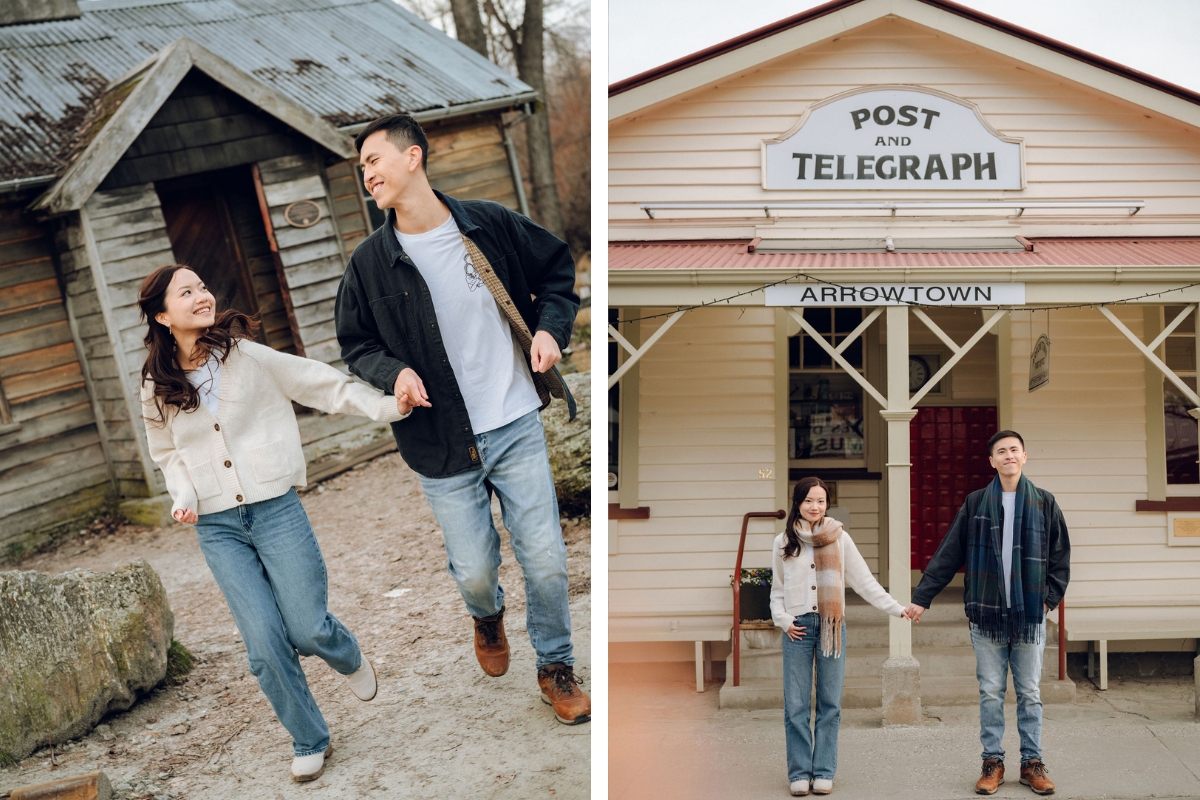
735, 567, 773, 623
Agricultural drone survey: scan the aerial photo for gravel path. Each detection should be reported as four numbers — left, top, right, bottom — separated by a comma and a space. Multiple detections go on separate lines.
2, 451, 590, 799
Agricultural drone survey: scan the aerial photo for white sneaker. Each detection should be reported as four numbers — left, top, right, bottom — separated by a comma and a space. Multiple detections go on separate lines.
812, 778, 834, 794
346, 655, 377, 701
790, 779, 810, 796
291, 745, 332, 782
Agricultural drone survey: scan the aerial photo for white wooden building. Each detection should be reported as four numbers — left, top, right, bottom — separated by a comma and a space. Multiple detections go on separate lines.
607, 0, 1200, 716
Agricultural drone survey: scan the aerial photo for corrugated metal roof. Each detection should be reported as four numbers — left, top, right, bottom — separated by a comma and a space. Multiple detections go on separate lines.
610, 238, 1200, 270
0, 0, 532, 180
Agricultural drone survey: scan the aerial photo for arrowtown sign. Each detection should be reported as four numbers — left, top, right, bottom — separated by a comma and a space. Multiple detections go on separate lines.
762, 86, 1024, 190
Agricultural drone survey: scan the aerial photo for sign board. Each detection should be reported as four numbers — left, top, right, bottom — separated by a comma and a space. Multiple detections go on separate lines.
765, 282, 1025, 307
1028, 333, 1050, 392
763, 86, 1023, 190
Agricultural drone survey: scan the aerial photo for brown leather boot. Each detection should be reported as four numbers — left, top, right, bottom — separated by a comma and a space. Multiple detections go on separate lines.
1020, 759, 1055, 795
537, 663, 591, 725
975, 758, 1004, 795
472, 607, 509, 677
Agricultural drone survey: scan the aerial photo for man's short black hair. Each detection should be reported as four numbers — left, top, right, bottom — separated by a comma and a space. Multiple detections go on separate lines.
987, 429, 1025, 454
354, 113, 429, 170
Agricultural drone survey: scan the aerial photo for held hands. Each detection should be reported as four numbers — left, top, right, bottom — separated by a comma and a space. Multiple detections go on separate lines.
785, 623, 807, 642
173, 507, 198, 524
902, 603, 926, 623
394, 367, 431, 415
530, 330, 562, 374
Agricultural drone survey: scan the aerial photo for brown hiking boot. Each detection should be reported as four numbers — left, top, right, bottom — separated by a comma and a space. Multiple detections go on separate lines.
1020, 759, 1055, 795
975, 759, 1005, 795
537, 663, 591, 725
472, 607, 509, 676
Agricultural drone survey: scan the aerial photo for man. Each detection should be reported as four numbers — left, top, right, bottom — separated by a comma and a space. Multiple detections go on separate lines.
905, 430, 1069, 796
335, 113, 588, 725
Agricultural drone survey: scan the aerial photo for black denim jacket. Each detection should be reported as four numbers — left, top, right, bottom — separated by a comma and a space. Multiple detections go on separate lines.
335, 191, 579, 478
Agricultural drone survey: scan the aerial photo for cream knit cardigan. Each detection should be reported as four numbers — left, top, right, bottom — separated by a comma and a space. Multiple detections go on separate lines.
140, 340, 406, 516
769, 526, 905, 631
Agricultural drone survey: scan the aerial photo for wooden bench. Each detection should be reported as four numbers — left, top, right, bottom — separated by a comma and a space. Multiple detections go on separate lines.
1065, 620, 1200, 697
610, 616, 731, 693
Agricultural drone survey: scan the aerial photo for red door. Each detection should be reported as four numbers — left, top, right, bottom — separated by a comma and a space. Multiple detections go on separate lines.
910, 406, 996, 570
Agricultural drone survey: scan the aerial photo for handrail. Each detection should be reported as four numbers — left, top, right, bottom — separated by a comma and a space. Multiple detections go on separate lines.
732, 508, 787, 687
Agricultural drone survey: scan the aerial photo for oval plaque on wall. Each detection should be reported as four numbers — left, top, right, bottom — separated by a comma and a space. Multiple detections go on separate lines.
283, 200, 323, 228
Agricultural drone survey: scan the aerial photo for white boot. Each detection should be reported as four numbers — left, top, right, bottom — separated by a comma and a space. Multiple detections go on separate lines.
812, 778, 834, 794
346, 655, 377, 701
790, 779, 810, 796
291, 745, 332, 782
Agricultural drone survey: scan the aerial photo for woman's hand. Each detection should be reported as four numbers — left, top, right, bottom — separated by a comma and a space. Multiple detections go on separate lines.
785, 623, 807, 641
173, 507, 198, 524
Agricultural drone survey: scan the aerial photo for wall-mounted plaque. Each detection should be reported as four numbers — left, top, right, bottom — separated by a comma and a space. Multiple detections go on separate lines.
283, 200, 323, 228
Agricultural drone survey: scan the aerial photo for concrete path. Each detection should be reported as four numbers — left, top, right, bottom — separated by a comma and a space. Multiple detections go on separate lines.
611, 663, 1200, 800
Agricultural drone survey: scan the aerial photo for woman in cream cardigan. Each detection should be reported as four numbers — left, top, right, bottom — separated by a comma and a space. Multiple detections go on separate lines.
770, 476, 907, 796
138, 265, 406, 783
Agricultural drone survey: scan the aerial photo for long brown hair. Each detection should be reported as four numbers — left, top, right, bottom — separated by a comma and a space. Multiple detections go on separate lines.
139, 264, 258, 421
783, 476, 832, 559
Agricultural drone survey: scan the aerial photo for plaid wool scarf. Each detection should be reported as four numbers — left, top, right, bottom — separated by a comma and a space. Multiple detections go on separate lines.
795, 517, 845, 658
966, 474, 1048, 644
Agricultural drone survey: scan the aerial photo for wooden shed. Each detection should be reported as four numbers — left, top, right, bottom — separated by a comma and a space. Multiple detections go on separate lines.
0, 0, 538, 559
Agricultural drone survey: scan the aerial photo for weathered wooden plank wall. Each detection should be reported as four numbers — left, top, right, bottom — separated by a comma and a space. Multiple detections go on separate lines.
0, 200, 111, 557
60, 184, 176, 500
426, 117, 519, 210
257, 153, 347, 366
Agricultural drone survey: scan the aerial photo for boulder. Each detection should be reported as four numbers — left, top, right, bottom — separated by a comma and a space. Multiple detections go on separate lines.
0, 560, 173, 761
543, 371, 590, 518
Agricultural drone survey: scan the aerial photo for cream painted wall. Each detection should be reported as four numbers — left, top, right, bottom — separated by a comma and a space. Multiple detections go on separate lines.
610, 16, 1200, 240
1009, 306, 1200, 624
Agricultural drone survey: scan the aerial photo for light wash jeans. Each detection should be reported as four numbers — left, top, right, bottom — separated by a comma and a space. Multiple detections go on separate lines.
195, 489, 361, 757
970, 620, 1046, 763
419, 409, 572, 667
782, 613, 847, 783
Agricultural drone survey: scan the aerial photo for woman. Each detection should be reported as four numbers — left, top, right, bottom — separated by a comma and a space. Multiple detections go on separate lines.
138, 265, 406, 782
770, 477, 906, 796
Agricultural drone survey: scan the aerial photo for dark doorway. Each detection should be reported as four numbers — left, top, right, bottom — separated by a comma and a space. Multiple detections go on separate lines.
157, 167, 295, 352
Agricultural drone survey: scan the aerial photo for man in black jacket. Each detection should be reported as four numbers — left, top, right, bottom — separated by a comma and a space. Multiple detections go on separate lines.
335, 113, 588, 725
905, 430, 1069, 796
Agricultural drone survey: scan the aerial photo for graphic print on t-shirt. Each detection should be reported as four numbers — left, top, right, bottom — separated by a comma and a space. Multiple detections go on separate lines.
463, 252, 483, 292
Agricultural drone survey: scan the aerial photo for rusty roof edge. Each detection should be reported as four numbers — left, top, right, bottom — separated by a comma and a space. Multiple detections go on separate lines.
30, 37, 193, 215
335, 90, 541, 133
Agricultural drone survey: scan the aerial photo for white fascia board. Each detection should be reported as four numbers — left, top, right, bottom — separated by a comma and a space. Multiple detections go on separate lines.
610, 0, 1200, 132
608, 0, 890, 123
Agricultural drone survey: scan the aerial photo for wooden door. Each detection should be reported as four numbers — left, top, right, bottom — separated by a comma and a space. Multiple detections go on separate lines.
910, 406, 997, 570
158, 174, 260, 321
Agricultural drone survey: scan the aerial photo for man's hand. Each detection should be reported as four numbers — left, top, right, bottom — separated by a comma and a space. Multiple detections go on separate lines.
530, 330, 562, 374
173, 507, 198, 525
393, 367, 431, 415
903, 603, 926, 623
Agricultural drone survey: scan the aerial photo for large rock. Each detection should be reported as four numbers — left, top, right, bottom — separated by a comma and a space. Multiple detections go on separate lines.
544, 371, 590, 518
0, 560, 173, 761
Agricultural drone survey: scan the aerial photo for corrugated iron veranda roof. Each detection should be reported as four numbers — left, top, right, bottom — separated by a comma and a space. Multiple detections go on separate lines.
0, 0, 533, 181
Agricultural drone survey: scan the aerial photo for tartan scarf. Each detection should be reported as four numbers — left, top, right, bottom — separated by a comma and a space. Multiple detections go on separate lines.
966, 474, 1047, 644
795, 517, 845, 658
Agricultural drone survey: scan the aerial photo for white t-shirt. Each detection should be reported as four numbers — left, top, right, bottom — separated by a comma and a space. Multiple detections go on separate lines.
1001, 491, 1016, 608
395, 214, 540, 434
186, 355, 221, 418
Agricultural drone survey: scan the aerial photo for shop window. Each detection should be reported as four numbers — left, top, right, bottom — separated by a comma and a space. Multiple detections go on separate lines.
608, 308, 620, 491
788, 309, 865, 464
1163, 306, 1197, 484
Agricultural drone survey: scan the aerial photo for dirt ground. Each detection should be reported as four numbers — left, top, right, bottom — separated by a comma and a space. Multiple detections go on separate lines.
1, 452, 590, 799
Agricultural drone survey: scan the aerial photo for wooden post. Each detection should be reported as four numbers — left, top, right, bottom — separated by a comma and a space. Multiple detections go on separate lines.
7, 771, 112, 799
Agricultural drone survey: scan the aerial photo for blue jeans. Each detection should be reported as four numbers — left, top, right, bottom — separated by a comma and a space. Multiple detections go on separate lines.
419, 410, 572, 667
782, 613, 847, 782
195, 489, 361, 757
970, 621, 1045, 763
